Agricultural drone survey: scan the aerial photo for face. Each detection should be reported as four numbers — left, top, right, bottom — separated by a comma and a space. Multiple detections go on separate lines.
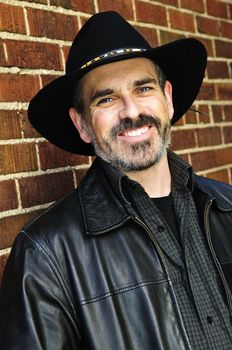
69, 57, 174, 173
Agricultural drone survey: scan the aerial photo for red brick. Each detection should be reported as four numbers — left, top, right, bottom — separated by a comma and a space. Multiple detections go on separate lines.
0, 252, 10, 286
197, 16, 220, 36
0, 211, 43, 249
223, 126, 232, 144
6, 40, 63, 70
134, 26, 159, 47
0, 144, 38, 175
207, 61, 229, 79
196, 127, 222, 147
62, 45, 71, 63
136, 2, 167, 26
19, 110, 40, 138
191, 147, 232, 171
0, 74, 40, 103
230, 4, 232, 20
220, 20, 232, 39
169, 9, 195, 32
217, 83, 232, 100
27, 8, 79, 41
206, 169, 229, 184
174, 116, 184, 126
195, 37, 213, 57
0, 180, 18, 211
206, 0, 228, 18
38, 142, 90, 170
75, 168, 89, 186
179, 153, 189, 163
72, 0, 94, 12
0, 3, 26, 34
197, 105, 210, 124
50, 0, 94, 12
171, 129, 196, 150
41, 74, 62, 88
160, 31, 185, 45
215, 40, 232, 58
98, 0, 134, 20
185, 109, 198, 124
197, 82, 216, 100
224, 105, 232, 122
19, 171, 75, 207
0, 110, 21, 139
212, 105, 223, 122
181, 0, 204, 12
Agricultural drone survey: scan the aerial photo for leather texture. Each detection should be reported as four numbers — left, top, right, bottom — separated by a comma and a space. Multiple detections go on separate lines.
0, 159, 231, 350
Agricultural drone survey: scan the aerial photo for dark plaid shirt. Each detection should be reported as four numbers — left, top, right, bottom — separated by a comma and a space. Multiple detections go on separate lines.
99, 151, 232, 350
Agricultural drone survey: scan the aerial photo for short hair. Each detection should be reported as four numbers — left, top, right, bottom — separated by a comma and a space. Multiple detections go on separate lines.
72, 60, 167, 114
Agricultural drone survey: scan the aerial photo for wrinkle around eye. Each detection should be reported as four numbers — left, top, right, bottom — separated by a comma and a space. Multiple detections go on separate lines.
139, 86, 152, 92
97, 97, 114, 105
93, 96, 117, 109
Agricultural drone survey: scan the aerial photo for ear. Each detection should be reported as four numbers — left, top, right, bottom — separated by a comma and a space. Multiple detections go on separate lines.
69, 108, 92, 144
164, 81, 174, 120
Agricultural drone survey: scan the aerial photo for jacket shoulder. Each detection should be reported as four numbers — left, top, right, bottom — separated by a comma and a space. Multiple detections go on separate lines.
22, 188, 84, 241
194, 174, 232, 210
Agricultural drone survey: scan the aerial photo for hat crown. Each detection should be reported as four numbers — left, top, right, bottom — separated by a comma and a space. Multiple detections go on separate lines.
66, 11, 151, 74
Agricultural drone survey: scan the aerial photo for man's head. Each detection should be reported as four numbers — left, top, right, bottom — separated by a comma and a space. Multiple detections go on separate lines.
69, 57, 173, 172
28, 11, 207, 155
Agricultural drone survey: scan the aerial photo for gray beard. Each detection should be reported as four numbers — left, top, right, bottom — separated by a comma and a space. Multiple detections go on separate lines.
92, 124, 171, 173
85, 113, 171, 172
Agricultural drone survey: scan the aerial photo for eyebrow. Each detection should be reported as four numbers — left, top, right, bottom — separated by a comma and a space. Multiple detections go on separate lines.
133, 78, 158, 87
90, 78, 159, 104
90, 88, 114, 104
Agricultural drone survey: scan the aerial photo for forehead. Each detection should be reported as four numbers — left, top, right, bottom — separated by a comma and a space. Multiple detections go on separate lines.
80, 57, 157, 94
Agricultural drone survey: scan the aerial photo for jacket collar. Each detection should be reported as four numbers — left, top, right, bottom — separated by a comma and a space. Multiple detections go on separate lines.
78, 152, 194, 236
168, 151, 232, 211
193, 174, 232, 211
79, 158, 135, 236
79, 154, 232, 236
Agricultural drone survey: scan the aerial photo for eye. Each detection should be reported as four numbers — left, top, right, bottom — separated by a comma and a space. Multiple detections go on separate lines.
137, 86, 153, 93
97, 97, 113, 105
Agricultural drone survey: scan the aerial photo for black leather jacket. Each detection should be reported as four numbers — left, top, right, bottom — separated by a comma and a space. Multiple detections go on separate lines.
0, 158, 232, 350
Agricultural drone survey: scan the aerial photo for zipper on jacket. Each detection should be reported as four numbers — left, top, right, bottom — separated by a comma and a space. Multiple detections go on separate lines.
132, 215, 192, 350
133, 216, 169, 272
204, 199, 232, 321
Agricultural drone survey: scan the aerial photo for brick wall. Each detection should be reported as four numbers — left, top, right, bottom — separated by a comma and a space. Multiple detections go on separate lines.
0, 0, 232, 282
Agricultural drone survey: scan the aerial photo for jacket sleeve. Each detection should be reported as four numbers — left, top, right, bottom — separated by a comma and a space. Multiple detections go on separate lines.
0, 231, 81, 350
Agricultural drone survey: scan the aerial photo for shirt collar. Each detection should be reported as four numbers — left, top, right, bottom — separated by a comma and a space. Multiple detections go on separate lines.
97, 150, 194, 199
167, 150, 194, 192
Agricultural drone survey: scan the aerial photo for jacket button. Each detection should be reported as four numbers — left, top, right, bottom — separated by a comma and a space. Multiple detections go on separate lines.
206, 316, 213, 324
157, 225, 165, 232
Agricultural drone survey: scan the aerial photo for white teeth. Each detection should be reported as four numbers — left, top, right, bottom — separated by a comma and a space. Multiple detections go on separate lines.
123, 126, 149, 137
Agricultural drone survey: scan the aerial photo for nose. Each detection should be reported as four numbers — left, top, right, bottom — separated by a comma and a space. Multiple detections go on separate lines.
119, 95, 140, 120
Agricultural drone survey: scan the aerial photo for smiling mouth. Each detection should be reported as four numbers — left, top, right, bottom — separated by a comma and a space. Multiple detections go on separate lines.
117, 125, 153, 144
119, 125, 151, 137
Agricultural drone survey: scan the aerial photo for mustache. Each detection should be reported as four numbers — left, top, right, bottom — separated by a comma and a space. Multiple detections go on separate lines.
110, 114, 162, 138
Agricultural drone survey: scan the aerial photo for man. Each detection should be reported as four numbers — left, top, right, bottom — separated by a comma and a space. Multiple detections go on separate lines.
0, 11, 231, 350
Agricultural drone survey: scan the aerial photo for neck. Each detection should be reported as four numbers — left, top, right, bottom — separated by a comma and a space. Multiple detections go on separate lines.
125, 155, 171, 198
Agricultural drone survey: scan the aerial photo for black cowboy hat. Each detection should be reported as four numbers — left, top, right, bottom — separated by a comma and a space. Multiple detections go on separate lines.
28, 11, 207, 155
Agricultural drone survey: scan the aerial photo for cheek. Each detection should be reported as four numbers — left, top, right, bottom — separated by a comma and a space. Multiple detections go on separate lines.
155, 96, 171, 117
143, 97, 168, 117
91, 110, 117, 137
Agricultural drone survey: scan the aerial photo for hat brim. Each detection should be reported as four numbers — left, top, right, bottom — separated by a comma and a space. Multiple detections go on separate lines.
28, 38, 207, 155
